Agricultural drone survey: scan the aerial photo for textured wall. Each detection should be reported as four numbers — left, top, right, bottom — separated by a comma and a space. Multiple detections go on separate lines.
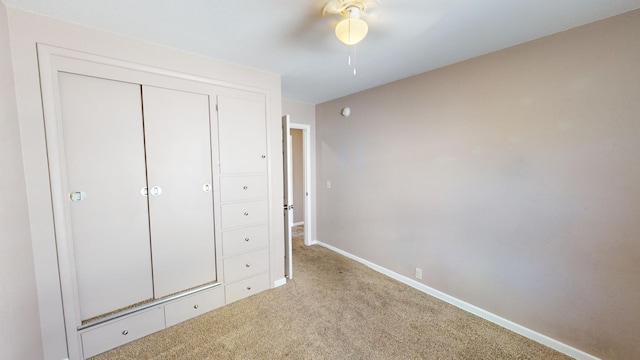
316, 10, 640, 359
0, 3, 44, 359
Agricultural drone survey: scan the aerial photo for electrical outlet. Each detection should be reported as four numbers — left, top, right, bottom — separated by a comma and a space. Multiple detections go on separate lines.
415, 267, 422, 280
326, 180, 331, 189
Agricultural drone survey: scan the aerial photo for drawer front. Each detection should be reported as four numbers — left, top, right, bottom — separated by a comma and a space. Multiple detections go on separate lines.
221, 201, 268, 229
222, 225, 269, 256
220, 175, 267, 202
223, 248, 270, 284
81, 307, 165, 358
164, 286, 225, 327
225, 272, 270, 304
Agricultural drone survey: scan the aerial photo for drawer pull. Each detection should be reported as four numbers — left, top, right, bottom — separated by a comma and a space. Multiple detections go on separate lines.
193, 304, 199, 309
247, 286, 252, 290
245, 263, 251, 268
122, 330, 128, 336
261, 155, 266, 159
245, 237, 250, 242
243, 186, 248, 190
244, 212, 249, 216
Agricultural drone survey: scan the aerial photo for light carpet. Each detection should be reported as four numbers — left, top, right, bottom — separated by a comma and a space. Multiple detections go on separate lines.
92, 225, 572, 359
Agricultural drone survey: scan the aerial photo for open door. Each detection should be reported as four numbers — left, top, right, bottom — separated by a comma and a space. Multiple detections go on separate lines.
282, 115, 293, 279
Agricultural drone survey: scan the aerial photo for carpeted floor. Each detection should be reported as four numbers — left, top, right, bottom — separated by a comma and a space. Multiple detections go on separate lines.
92, 225, 572, 359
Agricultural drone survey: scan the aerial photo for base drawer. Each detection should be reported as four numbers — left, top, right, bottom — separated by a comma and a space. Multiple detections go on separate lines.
225, 272, 270, 304
81, 307, 165, 358
164, 286, 225, 327
220, 201, 268, 229
223, 248, 269, 284
220, 175, 267, 202
222, 225, 269, 256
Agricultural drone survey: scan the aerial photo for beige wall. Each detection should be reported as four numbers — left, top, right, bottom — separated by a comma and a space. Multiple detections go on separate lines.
316, 9, 640, 360
283, 99, 317, 241
0, 3, 44, 359
291, 129, 305, 224
7, 7, 282, 359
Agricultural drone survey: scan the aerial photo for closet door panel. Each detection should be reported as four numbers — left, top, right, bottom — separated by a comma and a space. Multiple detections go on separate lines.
58, 73, 153, 320
217, 95, 267, 174
142, 86, 216, 298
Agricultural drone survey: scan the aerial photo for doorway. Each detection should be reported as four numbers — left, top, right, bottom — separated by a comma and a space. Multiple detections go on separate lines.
289, 123, 312, 246
283, 116, 312, 280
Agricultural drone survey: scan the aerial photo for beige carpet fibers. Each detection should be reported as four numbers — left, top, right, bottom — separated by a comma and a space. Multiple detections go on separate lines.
92, 226, 572, 359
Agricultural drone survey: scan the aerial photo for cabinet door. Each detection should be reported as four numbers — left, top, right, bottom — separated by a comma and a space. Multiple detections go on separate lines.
142, 86, 216, 298
58, 73, 153, 320
217, 94, 267, 174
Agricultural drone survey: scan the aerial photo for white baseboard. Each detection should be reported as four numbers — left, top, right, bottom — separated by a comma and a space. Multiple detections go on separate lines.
315, 241, 599, 360
273, 277, 287, 288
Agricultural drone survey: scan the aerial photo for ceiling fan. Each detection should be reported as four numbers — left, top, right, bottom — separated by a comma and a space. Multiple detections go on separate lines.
320, 0, 445, 75
322, 0, 380, 45
322, 0, 381, 74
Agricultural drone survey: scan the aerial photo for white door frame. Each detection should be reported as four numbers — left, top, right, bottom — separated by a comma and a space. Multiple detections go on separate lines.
289, 122, 312, 246
282, 115, 293, 279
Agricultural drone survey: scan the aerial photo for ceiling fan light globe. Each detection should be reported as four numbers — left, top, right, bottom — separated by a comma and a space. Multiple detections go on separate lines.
335, 17, 368, 45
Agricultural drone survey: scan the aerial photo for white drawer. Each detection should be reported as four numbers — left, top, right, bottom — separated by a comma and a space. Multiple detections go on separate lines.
225, 272, 270, 304
222, 225, 269, 256
164, 286, 225, 327
220, 175, 267, 202
223, 248, 269, 284
81, 307, 165, 358
221, 201, 268, 229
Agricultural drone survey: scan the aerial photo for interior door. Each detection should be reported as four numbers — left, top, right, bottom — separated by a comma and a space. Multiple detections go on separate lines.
282, 115, 293, 279
58, 73, 153, 320
142, 86, 216, 298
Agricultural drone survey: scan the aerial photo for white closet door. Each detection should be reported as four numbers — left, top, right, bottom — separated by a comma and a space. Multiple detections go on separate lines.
58, 73, 153, 320
217, 94, 267, 174
142, 86, 216, 298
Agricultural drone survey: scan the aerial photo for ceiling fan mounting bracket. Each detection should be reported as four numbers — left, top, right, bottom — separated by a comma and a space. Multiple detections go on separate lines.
323, 0, 379, 16
340, 1, 365, 13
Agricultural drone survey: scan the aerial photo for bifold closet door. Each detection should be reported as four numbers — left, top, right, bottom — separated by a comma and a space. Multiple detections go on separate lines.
58, 73, 153, 320
142, 86, 216, 298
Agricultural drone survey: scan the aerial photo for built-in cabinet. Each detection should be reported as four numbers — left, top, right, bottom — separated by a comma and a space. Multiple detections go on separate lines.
40, 47, 275, 359
218, 94, 272, 304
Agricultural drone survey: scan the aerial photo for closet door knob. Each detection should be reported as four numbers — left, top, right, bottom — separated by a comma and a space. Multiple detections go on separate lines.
261, 155, 266, 159
245, 263, 251, 268
70, 191, 86, 202
243, 186, 248, 190
244, 237, 250, 242
244, 212, 249, 216
203, 183, 211, 192
193, 304, 199, 309
247, 286, 252, 291
122, 330, 128, 336
150, 186, 162, 196
140, 187, 148, 197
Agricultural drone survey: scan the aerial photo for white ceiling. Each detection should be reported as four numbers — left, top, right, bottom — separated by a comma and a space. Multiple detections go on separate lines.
4, 0, 640, 104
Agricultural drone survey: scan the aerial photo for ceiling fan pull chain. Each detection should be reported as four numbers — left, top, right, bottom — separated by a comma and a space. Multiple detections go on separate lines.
353, 45, 357, 75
